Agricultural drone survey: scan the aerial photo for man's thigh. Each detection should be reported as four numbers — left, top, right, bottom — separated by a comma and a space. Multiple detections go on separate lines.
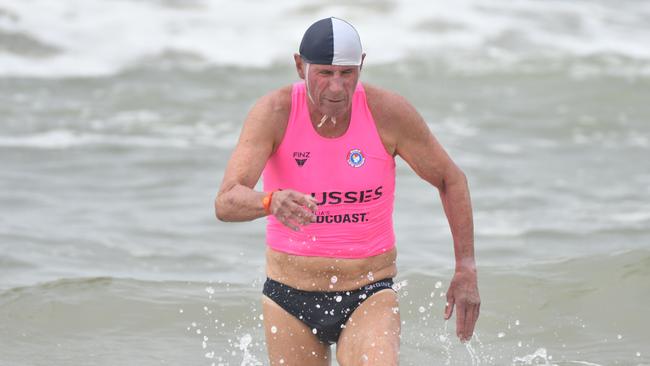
336, 289, 401, 366
262, 295, 331, 366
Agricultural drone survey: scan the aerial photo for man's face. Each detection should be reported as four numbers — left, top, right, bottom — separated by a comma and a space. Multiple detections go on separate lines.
303, 62, 361, 118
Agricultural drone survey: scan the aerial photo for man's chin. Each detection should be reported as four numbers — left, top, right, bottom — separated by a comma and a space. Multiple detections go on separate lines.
320, 105, 349, 118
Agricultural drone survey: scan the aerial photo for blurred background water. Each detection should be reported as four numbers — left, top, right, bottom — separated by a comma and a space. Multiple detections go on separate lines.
0, 0, 649, 365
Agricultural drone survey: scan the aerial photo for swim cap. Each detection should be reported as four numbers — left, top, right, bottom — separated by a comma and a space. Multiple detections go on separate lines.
299, 17, 363, 66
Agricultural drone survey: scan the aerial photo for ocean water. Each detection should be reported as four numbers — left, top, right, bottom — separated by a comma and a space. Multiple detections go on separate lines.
1, 0, 649, 365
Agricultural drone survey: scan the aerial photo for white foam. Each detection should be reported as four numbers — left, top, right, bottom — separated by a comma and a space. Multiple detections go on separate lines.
1, 0, 650, 77
0, 129, 238, 149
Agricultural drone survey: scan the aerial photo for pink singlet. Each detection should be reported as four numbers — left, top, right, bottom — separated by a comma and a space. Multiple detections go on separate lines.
262, 81, 396, 259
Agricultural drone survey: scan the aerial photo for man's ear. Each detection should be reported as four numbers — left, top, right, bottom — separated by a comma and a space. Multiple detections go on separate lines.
294, 53, 305, 79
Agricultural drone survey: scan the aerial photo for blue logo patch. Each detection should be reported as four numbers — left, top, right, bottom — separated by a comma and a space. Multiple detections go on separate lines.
347, 149, 365, 168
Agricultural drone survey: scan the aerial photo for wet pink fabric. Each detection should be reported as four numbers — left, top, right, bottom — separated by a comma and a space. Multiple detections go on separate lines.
262, 81, 395, 258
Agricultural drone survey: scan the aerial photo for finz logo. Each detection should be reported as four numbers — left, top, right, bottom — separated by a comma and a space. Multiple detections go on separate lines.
293, 152, 310, 167
347, 149, 365, 168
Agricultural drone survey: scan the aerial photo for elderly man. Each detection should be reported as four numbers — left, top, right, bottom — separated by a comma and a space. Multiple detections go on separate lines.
215, 17, 479, 366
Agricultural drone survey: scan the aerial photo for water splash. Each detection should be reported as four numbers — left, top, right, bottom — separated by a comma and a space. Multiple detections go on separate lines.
512, 348, 556, 366
237, 334, 262, 366
440, 321, 453, 365
465, 340, 481, 365
392, 279, 408, 292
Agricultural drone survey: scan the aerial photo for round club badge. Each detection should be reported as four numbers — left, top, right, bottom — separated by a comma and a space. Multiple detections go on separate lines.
347, 149, 365, 168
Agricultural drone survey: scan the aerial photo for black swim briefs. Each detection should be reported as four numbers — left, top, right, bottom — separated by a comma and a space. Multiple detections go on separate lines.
262, 277, 395, 344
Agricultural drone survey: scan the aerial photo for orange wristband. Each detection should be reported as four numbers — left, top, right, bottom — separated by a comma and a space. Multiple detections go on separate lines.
262, 191, 274, 214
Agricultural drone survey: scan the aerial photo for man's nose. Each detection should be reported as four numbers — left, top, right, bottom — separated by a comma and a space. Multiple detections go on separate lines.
328, 75, 344, 92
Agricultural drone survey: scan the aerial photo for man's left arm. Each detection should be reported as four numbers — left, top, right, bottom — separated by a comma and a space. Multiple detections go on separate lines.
381, 91, 480, 342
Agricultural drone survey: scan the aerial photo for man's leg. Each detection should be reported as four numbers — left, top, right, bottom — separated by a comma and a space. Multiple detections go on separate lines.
262, 295, 331, 366
336, 289, 401, 366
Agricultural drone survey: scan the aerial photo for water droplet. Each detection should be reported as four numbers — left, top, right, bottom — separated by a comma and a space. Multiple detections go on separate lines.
367, 272, 374, 281
333, 295, 342, 303
312, 328, 318, 334
434, 281, 442, 289
238, 333, 252, 349
617, 334, 623, 340
330, 276, 338, 284
362, 354, 369, 362
196, 329, 202, 335
316, 304, 321, 309
259, 314, 264, 320
636, 352, 641, 357
359, 293, 367, 300
515, 320, 520, 326
205, 287, 215, 295
518, 341, 522, 347
418, 306, 426, 313
438, 335, 447, 342
179, 309, 183, 313
271, 326, 277, 334
497, 332, 505, 338
280, 359, 285, 364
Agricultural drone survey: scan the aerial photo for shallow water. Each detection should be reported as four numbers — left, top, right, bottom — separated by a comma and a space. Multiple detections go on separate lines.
1, 0, 649, 365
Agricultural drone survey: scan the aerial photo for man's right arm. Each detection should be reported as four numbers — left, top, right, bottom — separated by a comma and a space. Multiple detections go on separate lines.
215, 89, 286, 222
215, 87, 317, 228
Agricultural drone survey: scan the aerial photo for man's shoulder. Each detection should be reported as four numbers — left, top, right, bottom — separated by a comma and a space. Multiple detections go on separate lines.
256, 85, 293, 117
362, 82, 421, 129
362, 83, 418, 120
242, 85, 294, 150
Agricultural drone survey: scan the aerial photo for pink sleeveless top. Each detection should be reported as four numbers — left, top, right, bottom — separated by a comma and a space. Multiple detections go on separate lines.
262, 81, 396, 259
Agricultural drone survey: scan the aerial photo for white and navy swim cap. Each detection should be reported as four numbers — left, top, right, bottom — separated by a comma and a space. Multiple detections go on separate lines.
299, 17, 363, 66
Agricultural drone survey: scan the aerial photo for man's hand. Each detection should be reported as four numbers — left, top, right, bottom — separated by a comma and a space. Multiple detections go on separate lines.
269, 189, 318, 231
444, 269, 480, 342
